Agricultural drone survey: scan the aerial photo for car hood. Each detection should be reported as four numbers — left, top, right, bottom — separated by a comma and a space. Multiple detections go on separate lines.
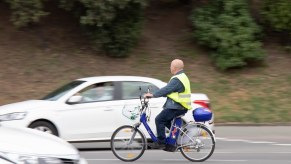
0, 100, 59, 113
0, 126, 79, 158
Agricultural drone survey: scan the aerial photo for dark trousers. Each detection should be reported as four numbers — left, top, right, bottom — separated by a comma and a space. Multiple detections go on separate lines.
155, 108, 187, 144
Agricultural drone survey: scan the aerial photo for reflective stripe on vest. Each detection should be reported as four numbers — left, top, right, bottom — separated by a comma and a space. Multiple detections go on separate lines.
167, 73, 192, 110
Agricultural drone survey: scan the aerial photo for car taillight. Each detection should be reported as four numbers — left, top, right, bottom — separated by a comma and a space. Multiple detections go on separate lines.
193, 100, 211, 109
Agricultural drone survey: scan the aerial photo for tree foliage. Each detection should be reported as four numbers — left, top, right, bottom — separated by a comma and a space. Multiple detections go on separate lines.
261, 0, 291, 50
77, 0, 147, 57
5, 0, 48, 28
191, 0, 265, 70
5, 0, 147, 57
59, 0, 147, 57
4, 0, 272, 69
261, 0, 291, 32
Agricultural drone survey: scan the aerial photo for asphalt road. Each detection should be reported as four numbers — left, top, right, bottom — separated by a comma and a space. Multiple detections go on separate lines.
79, 126, 291, 164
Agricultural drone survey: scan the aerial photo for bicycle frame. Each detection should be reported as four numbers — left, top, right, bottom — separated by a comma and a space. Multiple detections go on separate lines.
140, 112, 158, 142
133, 102, 184, 146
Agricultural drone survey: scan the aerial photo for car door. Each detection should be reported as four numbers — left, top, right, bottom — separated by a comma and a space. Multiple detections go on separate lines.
57, 82, 120, 141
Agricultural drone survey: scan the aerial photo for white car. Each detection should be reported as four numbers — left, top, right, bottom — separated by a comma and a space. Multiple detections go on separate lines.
0, 124, 87, 164
0, 76, 214, 148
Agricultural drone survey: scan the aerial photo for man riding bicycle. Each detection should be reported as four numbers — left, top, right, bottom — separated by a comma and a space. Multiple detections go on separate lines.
144, 59, 192, 149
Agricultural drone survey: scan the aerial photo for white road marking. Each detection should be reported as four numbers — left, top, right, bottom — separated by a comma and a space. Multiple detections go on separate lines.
272, 144, 291, 146
216, 137, 277, 144
249, 141, 277, 144
214, 151, 291, 154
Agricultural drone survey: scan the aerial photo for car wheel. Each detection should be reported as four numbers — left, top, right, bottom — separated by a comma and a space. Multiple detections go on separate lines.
28, 121, 59, 136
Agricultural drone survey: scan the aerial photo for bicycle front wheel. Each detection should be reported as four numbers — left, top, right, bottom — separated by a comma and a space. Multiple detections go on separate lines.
179, 123, 215, 162
111, 125, 146, 162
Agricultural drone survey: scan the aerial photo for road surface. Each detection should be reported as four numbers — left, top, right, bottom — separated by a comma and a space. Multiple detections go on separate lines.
79, 126, 291, 164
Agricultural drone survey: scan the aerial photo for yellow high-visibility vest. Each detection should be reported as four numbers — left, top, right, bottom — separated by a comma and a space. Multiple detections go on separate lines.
167, 73, 192, 110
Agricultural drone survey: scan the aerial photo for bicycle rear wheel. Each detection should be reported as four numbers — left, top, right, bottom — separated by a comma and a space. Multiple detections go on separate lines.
111, 125, 146, 162
179, 123, 215, 162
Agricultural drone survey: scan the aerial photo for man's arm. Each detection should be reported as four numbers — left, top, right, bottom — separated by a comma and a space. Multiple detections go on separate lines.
153, 78, 184, 97
144, 78, 185, 98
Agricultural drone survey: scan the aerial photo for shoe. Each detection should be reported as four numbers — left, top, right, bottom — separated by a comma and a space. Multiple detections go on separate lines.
148, 142, 166, 149
163, 144, 177, 152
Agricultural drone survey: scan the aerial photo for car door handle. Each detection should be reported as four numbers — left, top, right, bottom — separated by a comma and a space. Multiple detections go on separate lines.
104, 108, 113, 111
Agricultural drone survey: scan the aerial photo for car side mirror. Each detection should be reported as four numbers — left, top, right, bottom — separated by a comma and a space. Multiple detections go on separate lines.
67, 95, 82, 104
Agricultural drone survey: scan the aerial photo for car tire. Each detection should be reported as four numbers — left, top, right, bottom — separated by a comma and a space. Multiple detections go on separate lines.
28, 121, 59, 136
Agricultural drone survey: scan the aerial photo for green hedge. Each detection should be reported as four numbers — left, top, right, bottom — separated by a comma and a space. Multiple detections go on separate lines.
261, 0, 291, 49
5, 0, 48, 27
191, 0, 265, 70
80, 0, 146, 57
261, 0, 291, 32
5, 0, 147, 57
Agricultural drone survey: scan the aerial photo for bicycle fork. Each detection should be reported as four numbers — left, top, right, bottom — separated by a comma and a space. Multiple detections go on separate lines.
127, 122, 141, 145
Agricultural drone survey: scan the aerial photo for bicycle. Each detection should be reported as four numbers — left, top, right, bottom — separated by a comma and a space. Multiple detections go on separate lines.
110, 89, 215, 162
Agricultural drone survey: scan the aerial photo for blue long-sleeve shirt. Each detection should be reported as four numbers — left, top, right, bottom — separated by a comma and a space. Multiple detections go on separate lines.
153, 70, 187, 110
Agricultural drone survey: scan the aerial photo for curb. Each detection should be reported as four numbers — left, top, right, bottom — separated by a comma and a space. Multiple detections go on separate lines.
215, 122, 291, 126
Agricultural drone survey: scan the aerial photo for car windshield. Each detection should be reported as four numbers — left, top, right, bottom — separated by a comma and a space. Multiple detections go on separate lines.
41, 80, 85, 101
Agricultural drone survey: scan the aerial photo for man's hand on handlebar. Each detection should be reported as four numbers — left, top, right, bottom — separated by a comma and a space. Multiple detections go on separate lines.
143, 93, 153, 99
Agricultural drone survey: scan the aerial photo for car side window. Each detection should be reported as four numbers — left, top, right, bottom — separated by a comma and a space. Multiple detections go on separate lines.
77, 82, 114, 102
121, 81, 159, 100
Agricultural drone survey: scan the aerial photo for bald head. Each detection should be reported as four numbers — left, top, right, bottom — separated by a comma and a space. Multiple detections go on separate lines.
170, 59, 184, 74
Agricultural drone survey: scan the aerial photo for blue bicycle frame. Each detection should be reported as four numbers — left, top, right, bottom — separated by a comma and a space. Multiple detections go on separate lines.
139, 111, 183, 146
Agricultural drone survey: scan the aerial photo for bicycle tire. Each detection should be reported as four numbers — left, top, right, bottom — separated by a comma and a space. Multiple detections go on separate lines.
179, 123, 215, 162
111, 125, 146, 162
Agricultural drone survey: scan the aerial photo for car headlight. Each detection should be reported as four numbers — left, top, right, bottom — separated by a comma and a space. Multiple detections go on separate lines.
2, 152, 64, 164
0, 112, 27, 121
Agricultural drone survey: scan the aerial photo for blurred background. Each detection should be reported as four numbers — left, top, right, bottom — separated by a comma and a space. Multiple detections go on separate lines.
0, 0, 290, 124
